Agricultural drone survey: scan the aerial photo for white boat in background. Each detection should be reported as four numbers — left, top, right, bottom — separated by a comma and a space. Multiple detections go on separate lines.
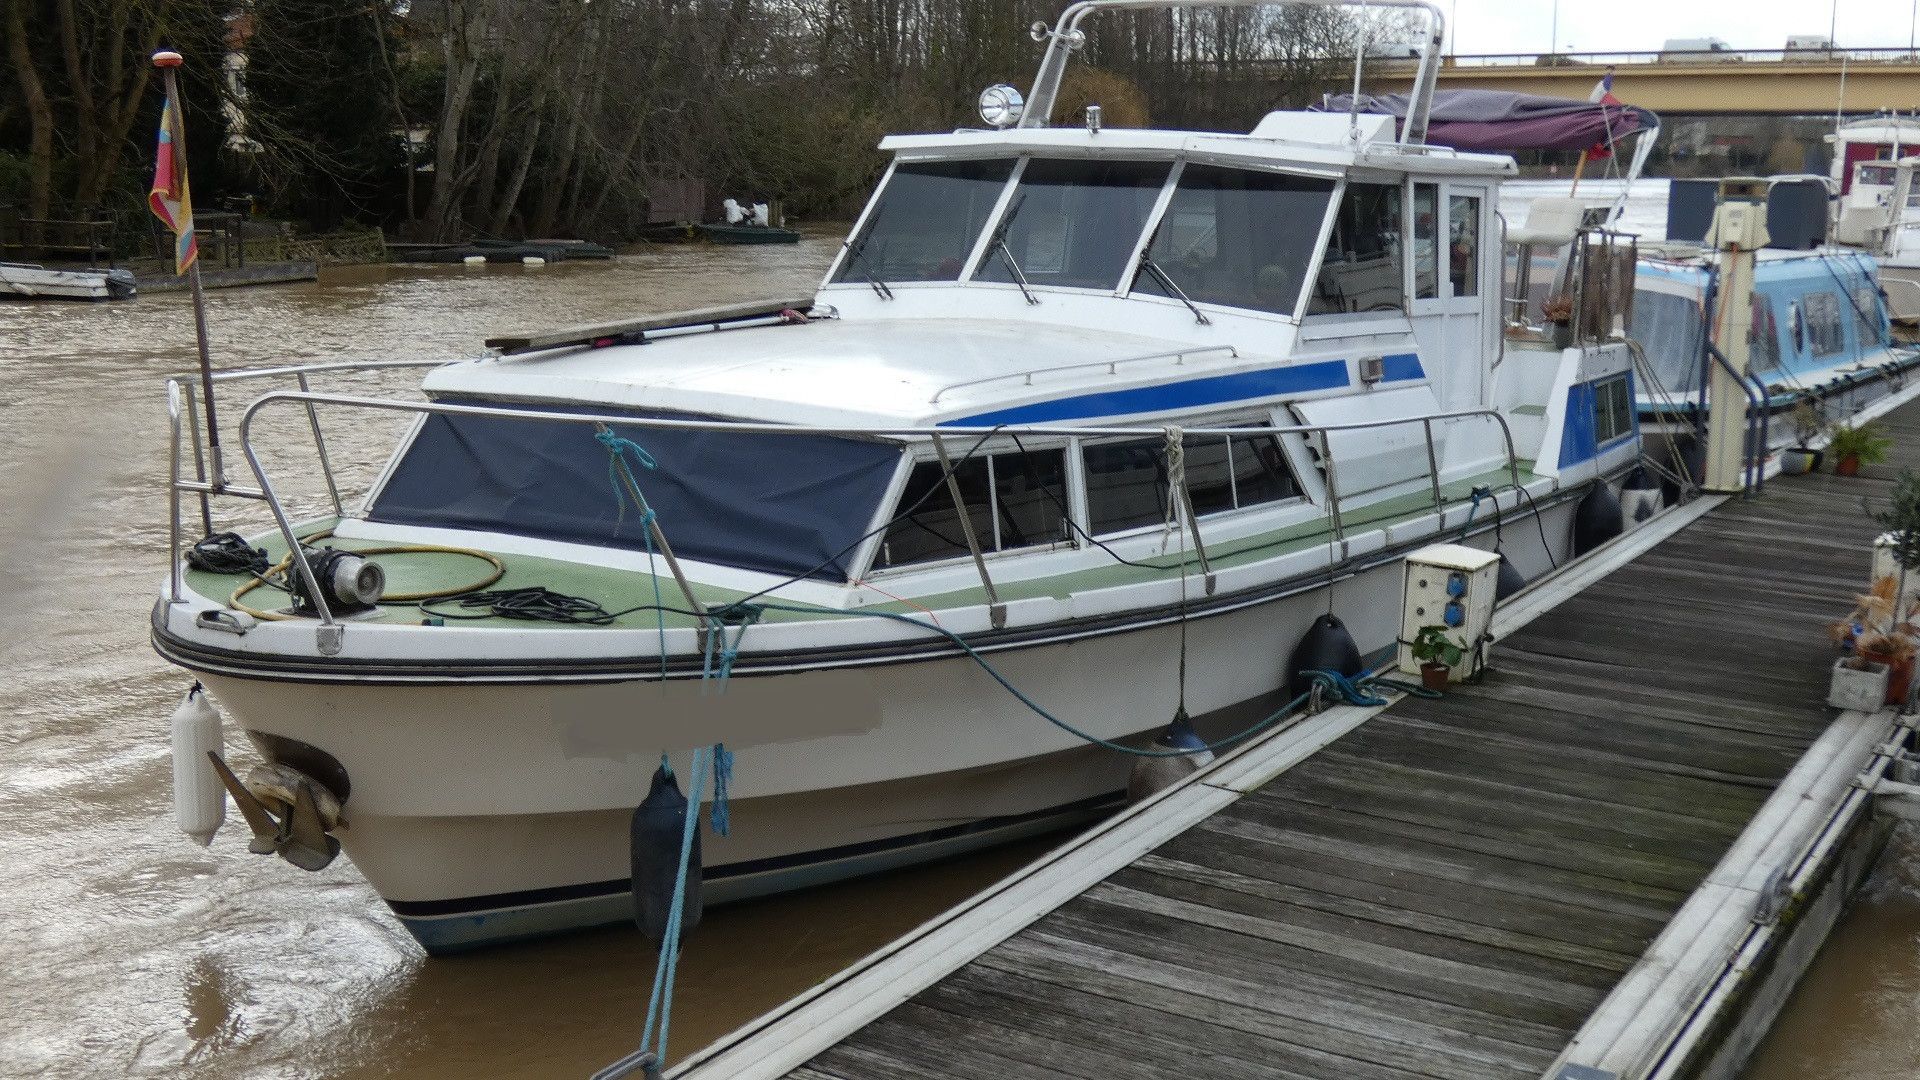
152, 0, 1649, 953
0, 261, 136, 301
1827, 116, 1920, 320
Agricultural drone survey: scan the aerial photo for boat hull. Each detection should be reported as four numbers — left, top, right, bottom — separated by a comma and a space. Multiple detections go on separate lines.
699, 224, 801, 245
0, 263, 135, 301
184, 497, 1581, 952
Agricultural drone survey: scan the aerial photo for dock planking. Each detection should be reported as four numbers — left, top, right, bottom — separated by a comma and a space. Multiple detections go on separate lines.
765, 398, 1920, 1080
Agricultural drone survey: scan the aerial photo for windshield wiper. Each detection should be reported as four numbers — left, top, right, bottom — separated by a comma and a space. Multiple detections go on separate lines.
841, 235, 894, 300
1137, 255, 1211, 326
980, 195, 1039, 306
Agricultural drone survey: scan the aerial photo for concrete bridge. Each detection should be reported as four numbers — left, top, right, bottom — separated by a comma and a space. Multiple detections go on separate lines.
1372, 48, 1920, 115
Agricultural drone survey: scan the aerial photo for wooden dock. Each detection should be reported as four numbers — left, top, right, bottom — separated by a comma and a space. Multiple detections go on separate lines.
673, 394, 1920, 1080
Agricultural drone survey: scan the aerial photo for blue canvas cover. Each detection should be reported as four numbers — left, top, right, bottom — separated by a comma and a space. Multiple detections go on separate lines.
368, 402, 905, 581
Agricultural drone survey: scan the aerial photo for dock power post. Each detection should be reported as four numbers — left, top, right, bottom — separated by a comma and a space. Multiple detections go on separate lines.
1703, 177, 1769, 494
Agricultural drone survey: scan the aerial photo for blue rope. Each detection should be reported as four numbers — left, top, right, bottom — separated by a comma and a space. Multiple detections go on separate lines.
597, 428, 670, 681
639, 745, 707, 1067
595, 428, 658, 522
752, 600, 1387, 758
710, 743, 732, 837
700, 606, 763, 691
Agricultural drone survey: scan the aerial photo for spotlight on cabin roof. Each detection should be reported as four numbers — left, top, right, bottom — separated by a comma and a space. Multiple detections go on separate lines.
978, 84, 1025, 130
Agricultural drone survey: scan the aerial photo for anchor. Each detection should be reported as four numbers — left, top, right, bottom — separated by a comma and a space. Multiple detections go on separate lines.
205, 752, 343, 871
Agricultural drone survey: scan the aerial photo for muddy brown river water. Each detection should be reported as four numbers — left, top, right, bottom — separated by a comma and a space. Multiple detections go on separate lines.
0, 231, 1913, 1078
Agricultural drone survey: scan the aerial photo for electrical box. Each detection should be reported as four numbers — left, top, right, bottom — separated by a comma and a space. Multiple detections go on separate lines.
1398, 543, 1501, 682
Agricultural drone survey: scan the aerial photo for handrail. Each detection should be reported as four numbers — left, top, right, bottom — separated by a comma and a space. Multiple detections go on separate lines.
926, 345, 1240, 404
1705, 341, 1766, 496
1021, 0, 1445, 145
206, 390, 1526, 653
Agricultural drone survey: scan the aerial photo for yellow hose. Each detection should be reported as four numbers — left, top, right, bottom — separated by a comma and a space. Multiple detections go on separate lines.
230, 533, 506, 621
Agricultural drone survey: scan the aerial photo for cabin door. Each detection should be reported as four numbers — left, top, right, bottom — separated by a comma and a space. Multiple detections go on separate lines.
1407, 181, 1491, 417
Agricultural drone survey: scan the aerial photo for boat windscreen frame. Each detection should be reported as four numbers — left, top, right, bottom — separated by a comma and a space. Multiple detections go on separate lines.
821, 154, 1024, 292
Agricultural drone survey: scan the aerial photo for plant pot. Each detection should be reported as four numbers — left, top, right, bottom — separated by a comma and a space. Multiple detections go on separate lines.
1420, 662, 1451, 692
1550, 320, 1574, 350
1780, 448, 1817, 476
1860, 650, 1914, 707
1829, 656, 1889, 711
1836, 454, 1861, 477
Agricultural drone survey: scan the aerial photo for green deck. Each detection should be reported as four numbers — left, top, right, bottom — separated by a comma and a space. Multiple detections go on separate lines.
184, 463, 1536, 631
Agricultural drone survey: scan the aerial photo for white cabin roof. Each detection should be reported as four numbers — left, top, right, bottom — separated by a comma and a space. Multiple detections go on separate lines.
877, 117, 1514, 180
426, 316, 1260, 428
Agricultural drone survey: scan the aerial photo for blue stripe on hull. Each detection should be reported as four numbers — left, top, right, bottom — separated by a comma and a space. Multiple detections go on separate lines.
941, 353, 1423, 427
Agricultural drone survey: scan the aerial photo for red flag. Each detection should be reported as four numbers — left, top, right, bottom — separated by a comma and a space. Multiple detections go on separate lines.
1586, 70, 1621, 160
149, 93, 199, 274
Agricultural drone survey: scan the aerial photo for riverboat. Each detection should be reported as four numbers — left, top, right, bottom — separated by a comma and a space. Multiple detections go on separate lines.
153, 0, 1646, 952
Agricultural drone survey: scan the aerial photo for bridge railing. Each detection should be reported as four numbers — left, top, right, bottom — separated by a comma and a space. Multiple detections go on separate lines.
1424, 47, 1920, 68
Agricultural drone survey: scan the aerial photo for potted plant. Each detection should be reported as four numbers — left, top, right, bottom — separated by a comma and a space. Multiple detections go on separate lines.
1780, 400, 1827, 476
1542, 293, 1575, 349
1409, 625, 1464, 691
1855, 629, 1915, 707
1828, 421, 1892, 477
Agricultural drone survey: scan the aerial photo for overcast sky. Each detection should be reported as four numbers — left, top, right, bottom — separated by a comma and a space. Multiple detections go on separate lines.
1441, 0, 1920, 55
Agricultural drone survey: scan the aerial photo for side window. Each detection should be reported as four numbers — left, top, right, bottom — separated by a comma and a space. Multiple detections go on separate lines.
1083, 430, 1301, 536
1854, 285, 1884, 344
878, 449, 1068, 568
1805, 292, 1846, 356
1448, 194, 1481, 298
1412, 183, 1439, 300
1311, 182, 1405, 316
1084, 439, 1169, 534
1749, 294, 1779, 371
1594, 375, 1633, 444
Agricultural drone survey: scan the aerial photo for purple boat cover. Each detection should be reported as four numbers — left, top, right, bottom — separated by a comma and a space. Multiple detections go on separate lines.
1317, 89, 1659, 152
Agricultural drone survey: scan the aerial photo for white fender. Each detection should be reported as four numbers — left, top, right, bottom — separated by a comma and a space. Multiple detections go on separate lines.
171, 684, 225, 846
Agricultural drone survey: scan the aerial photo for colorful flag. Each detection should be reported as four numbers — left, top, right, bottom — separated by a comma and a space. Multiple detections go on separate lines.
149, 93, 198, 274
1586, 69, 1621, 160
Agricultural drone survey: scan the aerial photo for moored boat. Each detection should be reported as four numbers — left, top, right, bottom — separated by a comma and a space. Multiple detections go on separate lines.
153, 0, 1651, 953
1, 261, 136, 301
698, 222, 801, 244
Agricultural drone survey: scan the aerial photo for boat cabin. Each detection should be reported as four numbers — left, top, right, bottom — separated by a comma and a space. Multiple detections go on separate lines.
380, 112, 1614, 599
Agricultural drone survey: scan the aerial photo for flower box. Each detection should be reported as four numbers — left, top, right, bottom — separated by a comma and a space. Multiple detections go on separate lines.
1829, 657, 1891, 712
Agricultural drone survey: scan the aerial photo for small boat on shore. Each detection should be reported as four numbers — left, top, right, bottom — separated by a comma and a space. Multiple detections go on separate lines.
0, 262, 136, 301
698, 222, 800, 245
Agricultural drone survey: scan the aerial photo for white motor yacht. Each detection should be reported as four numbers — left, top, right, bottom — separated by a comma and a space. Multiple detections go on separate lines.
153, 0, 1646, 952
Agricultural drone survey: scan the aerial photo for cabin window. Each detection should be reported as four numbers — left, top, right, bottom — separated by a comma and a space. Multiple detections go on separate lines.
1803, 292, 1846, 356
1448, 194, 1481, 297
1749, 295, 1780, 373
1594, 375, 1633, 444
1411, 184, 1439, 300
1083, 430, 1300, 535
1310, 182, 1405, 316
877, 448, 1069, 568
972, 159, 1170, 291
1629, 289, 1706, 394
1853, 285, 1885, 343
834, 158, 1016, 285
367, 406, 904, 582
1132, 165, 1334, 317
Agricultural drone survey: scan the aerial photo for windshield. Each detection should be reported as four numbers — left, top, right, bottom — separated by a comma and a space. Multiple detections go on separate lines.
368, 405, 904, 581
973, 159, 1171, 291
832, 159, 1015, 285
1133, 165, 1335, 317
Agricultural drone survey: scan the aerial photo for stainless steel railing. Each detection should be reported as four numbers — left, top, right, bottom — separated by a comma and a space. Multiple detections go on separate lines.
163, 371, 1524, 653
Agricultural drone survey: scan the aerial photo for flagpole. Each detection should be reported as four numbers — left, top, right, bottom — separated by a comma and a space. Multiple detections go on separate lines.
152, 49, 224, 493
